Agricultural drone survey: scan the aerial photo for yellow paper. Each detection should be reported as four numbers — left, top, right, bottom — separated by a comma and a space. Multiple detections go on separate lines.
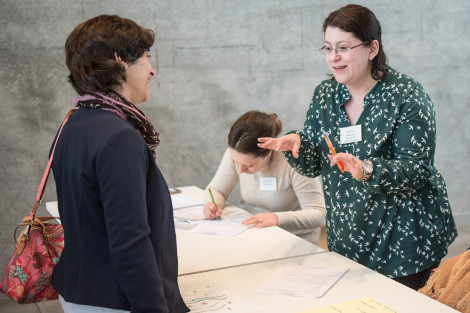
296, 297, 397, 313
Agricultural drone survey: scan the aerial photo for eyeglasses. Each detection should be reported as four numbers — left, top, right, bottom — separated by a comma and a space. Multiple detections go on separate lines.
319, 40, 371, 55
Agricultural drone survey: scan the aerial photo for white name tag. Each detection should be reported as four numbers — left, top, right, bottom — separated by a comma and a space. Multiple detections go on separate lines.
260, 177, 277, 191
340, 125, 362, 144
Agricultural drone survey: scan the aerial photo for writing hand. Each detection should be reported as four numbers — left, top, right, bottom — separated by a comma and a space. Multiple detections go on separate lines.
203, 201, 222, 220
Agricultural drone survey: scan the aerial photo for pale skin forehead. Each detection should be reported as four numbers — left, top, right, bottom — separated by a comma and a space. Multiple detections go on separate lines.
324, 26, 359, 45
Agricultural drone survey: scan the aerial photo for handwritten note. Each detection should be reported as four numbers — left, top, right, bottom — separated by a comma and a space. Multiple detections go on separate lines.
181, 284, 259, 313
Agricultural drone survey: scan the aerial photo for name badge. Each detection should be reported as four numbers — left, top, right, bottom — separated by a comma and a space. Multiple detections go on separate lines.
260, 177, 277, 191
340, 125, 362, 144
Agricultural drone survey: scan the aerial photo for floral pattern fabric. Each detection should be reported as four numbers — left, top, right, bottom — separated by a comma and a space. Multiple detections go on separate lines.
284, 66, 457, 278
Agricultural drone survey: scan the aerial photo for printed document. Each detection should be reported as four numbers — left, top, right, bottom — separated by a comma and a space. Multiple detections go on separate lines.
255, 263, 349, 298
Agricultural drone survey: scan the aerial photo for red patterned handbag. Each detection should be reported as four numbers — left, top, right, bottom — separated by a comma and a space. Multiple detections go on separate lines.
0, 109, 75, 304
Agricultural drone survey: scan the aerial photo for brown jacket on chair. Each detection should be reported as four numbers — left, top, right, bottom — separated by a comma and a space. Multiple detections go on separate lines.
418, 249, 470, 312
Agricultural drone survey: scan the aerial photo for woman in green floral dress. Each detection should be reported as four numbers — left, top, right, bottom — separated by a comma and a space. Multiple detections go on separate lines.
258, 4, 457, 290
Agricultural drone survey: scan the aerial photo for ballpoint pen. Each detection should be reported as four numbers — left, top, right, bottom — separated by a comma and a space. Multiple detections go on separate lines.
323, 134, 345, 173
208, 188, 221, 220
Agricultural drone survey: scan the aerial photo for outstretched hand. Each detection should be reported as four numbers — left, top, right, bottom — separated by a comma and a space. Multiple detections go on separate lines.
258, 133, 301, 158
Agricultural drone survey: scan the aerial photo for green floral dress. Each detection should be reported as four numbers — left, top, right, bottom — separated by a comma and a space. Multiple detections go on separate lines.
285, 66, 457, 278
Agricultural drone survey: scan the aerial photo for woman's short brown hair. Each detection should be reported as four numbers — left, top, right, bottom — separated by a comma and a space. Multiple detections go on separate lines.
228, 110, 282, 158
65, 15, 155, 95
323, 4, 388, 80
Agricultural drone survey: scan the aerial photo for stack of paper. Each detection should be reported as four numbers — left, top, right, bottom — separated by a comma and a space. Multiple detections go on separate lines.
171, 195, 205, 223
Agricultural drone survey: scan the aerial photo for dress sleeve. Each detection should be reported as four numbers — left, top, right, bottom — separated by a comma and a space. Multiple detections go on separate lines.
204, 148, 239, 208
276, 169, 326, 230
96, 129, 169, 312
283, 85, 324, 178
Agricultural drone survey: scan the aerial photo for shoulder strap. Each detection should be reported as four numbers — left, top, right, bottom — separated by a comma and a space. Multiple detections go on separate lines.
29, 109, 77, 221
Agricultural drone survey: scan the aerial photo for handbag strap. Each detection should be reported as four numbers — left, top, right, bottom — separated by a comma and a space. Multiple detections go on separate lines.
29, 108, 77, 222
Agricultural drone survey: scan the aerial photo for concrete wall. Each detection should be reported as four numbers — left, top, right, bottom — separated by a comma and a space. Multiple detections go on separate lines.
1, 0, 469, 271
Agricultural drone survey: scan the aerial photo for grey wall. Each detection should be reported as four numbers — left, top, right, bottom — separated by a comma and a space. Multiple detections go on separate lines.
1, 0, 469, 272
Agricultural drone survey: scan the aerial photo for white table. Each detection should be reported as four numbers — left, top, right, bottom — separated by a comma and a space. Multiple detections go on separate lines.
176, 224, 323, 275
170, 186, 324, 275
46, 186, 324, 276
46, 186, 455, 312
178, 251, 458, 313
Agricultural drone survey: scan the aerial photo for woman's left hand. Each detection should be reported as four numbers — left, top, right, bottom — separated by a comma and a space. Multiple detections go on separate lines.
329, 153, 364, 180
242, 213, 279, 228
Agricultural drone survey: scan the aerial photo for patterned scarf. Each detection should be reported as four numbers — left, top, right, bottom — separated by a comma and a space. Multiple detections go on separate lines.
73, 90, 160, 158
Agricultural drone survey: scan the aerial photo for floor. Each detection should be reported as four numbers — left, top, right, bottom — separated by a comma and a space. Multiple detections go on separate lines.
1, 219, 468, 313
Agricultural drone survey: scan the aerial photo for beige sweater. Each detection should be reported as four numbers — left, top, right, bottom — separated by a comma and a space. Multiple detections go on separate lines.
204, 149, 326, 244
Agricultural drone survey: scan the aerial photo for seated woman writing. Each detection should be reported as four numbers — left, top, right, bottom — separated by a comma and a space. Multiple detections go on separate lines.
203, 110, 326, 245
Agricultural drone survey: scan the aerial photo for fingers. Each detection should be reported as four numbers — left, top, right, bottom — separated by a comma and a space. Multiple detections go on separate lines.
329, 153, 362, 176
257, 137, 275, 150
241, 214, 278, 228
242, 215, 265, 227
203, 202, 221, 220
241, 216, 260, 226
291, 136, 301, 158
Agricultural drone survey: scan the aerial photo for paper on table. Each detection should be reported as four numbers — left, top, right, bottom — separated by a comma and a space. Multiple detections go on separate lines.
219, 205, 251, 220
171, 194, 206, 224
255, 263, 349, 298
172, 205, 206, 223
188, 220, 254, 236
181, 284, 259, 312
172, 195, 204, 209
186, 205, 253, 235
295, 297, 397, 313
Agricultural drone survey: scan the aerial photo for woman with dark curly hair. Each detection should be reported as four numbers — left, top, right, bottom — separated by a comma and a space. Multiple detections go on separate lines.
258, 4, 457, 290
51, 15, 189, 313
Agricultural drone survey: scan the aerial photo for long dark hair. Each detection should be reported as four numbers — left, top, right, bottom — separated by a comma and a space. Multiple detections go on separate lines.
228, 111, 282, 158
323, 4, 388, 80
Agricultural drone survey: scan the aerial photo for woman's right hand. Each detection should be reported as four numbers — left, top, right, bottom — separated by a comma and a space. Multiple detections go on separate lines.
257, 133, 301, 158
203, 201, 222, 220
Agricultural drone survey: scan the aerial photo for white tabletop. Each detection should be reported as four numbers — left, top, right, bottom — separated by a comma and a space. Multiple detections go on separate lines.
46, 186, 324, 276
46, 186, 454, 312
172, 186, 324, 275
178, 251, 458, 313
177, 224, 323, 275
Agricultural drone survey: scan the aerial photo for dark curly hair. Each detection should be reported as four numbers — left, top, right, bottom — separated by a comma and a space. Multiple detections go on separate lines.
65, 15, 155, 95
323, 4, 388, 80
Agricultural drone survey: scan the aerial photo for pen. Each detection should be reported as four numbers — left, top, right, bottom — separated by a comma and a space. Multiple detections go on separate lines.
208, 188, 221, 220
323, 134, 345, 173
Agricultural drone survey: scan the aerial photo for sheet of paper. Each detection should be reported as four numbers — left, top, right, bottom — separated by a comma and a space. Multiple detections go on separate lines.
188, 220, 254, 236
219, 205, 251, 220
295, 297, 397, 313
255, 263, 349, 298
171, 195, 204, 209
181, 284, 259, 313
173, 205, 206, 222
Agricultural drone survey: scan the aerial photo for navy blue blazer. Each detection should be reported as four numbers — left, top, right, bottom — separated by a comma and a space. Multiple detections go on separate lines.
51, 107, 188, 313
